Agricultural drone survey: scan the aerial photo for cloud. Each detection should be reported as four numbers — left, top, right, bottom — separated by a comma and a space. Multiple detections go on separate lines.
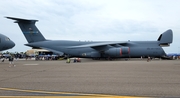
0, 0, 179, 53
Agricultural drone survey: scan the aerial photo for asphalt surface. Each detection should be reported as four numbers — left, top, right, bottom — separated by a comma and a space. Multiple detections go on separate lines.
0, 58, 180, 97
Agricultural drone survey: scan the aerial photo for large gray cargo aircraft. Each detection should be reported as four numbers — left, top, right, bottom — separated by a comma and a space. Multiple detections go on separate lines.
6, 17, 173, 59
0, 33, 15, 51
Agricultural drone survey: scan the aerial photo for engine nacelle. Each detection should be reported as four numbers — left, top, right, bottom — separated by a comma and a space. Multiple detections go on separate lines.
121, 47, 130, 54
104, 47, 130, 57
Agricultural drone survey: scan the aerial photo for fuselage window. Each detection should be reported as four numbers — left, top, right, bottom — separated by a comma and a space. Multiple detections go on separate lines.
5, 37, 10, 41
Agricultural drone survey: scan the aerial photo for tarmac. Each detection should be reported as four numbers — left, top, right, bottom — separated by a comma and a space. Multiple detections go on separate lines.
0, 58, 180, 98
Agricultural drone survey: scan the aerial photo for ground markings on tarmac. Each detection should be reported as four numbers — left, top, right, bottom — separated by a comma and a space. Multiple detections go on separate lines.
23, 64, 39, 65
0, 87, 148, 98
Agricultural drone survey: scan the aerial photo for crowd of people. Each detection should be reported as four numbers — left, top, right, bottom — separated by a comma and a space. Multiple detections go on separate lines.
34, 55, 63, 61
1, 55, 15, 67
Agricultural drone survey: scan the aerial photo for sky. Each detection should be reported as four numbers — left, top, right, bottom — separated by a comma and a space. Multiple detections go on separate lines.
0, 0, 180, 54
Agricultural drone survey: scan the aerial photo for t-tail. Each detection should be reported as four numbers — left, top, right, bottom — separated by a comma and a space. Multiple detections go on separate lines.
157, 29, 173, 46
6, 17, 46, 43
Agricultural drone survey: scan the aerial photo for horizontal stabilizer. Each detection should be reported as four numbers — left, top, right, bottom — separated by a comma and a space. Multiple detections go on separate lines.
6, 17, 38, 23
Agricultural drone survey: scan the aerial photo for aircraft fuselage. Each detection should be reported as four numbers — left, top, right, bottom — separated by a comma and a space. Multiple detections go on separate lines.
25, 40, 165, 58
0, 34, 15, 51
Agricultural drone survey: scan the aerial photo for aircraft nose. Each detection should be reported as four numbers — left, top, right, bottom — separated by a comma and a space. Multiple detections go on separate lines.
6, 40, 15, 49
8, 40, 15, 49
1, 40, 15, 51
161, 48, 166, 56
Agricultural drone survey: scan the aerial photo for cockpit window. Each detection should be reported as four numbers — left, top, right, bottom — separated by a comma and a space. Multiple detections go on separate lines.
5, 37, 10, 41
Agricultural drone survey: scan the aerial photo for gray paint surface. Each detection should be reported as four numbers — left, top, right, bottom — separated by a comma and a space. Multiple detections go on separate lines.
0, 33, 15, 51
6, 17, 173, 58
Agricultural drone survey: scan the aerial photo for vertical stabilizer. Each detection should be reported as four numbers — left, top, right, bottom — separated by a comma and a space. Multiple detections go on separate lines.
6, 17, 46, 43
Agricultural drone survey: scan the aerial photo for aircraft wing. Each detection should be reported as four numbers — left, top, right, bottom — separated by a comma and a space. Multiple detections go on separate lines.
67, 41, 128, 49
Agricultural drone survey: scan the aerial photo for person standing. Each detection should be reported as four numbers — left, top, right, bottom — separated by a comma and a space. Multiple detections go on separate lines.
1, 57, 5, 62
9, 56, 15, 67
147, 56, 150, 62
66, 58, 71, 63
